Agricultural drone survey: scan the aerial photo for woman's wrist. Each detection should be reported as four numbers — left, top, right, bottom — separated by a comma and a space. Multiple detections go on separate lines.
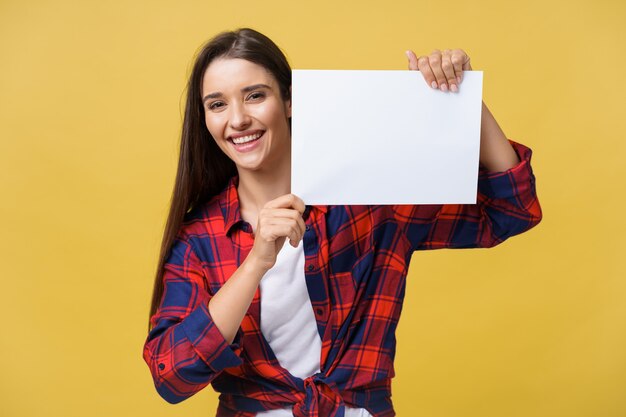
242, 253, 270, 281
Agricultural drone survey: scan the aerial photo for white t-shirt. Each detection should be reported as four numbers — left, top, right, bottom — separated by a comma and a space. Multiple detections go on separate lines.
255, 239, 372, 417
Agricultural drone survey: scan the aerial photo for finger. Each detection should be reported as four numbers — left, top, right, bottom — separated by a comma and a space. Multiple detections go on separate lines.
428, 49, 450, 92
259, 222, 300, 244
265, 217, 306, 243
450, 49, 465, 85
275, 210, 307, 240
265, 193, 306, 214
296, 216, 306, 239
260, 209, 305, 240
267, 219, 303, 246
441, 50, 459, 93
416, 54, 437, 89
405, 50, 419, 71
260, 208, 304, 222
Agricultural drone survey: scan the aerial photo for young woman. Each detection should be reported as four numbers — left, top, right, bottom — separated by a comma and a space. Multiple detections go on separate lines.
143, 28, 542, 417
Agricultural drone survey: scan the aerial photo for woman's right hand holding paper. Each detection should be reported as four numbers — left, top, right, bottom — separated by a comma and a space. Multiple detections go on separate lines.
248, 194, 307, 273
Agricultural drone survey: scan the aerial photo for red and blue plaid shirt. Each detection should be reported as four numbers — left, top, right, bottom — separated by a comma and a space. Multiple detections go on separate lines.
143, 140, 542, 416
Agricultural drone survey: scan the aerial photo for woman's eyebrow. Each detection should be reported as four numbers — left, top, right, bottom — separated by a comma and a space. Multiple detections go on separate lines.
202, 84, 271, 103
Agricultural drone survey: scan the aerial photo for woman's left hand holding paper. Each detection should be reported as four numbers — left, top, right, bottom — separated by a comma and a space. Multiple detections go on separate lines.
405, 48, 473, 93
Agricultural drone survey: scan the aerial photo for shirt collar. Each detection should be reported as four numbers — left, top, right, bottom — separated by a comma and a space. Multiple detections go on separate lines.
221, 174, 327, 237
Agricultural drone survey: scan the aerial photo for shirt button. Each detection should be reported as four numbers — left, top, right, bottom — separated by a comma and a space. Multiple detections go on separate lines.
315, 308, 324, 316
158, 363, 165, 371
307, 264, 314, 271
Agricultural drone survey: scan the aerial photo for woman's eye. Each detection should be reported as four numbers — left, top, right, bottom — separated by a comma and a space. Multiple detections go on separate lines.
209, 101, 224, 110
248, 92, 265, 100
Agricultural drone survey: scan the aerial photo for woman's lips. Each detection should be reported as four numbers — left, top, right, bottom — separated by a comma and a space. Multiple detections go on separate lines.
230, 131, 265, 153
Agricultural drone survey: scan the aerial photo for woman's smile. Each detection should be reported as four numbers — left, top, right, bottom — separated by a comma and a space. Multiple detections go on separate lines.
228, 129, 266, 152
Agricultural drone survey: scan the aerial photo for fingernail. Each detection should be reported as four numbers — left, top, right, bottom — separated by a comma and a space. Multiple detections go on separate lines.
441, 83, 448, 92
450, 84, 458, 92
431, 81, 438, 89
457, 76, 461, 84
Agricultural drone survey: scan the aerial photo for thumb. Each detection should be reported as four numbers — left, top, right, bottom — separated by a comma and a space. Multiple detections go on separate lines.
405, 50, 419, 71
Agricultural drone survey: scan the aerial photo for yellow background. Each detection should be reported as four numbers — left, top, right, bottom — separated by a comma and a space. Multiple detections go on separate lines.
1, 0, 624, 416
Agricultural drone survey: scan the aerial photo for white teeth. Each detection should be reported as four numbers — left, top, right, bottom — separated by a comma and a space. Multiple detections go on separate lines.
232, 132, 263, 144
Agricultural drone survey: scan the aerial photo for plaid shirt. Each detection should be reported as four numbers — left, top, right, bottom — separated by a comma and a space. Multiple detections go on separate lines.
143, 140, 542, 416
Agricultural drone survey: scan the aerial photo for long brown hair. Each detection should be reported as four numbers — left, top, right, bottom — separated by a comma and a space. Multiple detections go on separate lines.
148, 28, 292, 330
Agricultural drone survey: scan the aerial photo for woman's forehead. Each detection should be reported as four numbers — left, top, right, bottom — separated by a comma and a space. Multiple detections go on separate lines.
202, 58, 275, 92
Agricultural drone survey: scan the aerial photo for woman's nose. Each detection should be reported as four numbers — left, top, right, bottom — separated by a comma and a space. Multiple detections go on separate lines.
229, 102, 251, 129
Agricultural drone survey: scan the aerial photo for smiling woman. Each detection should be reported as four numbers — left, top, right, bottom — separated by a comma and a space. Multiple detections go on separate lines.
201, 58, 292, 175
142, 28, 542, 417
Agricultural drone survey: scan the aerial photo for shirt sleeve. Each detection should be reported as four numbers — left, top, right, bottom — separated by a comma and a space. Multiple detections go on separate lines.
391, 139, 542, 253
142, 230, 245, 404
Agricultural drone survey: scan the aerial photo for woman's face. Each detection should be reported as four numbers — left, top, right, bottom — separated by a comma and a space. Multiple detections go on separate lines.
201, 57, 291, 173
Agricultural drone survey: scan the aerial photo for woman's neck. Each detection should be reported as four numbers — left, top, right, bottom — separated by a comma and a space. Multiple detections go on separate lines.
236, 152, 291, 219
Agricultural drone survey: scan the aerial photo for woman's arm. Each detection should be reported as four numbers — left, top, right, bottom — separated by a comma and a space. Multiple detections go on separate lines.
210, 193, 306, 343
143, 195, 305, 403
479, 101, 520, 172
143, 234, 253, 404
208, 255, 266, 344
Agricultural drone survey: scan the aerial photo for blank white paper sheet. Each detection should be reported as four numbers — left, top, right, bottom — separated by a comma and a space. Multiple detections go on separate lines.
291, 70, 483, 205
